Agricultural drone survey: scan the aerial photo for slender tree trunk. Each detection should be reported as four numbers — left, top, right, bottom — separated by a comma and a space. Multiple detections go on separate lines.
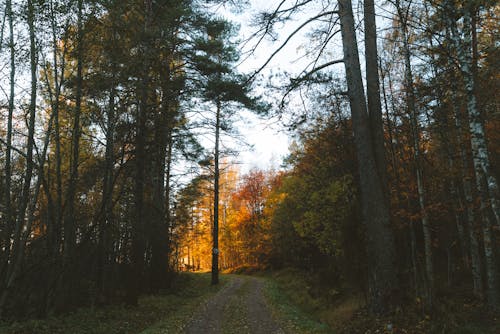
49, 0, 64, 259
0, 2, 58, 312
338, 0, 397, 313
453, 86, 484, 298
0, 0, 33, 316
452, 2, 500, 226
64, 0, 83, 264
165, 132, 173, 272
381, 58, 421, 296
41, 8, 67, 258
364, 0, 388, 198
423, 0, 469, 270
212, 100, 221, 285
13, 0, 37, 269
464, 7, 485, 299
98, 82, 116, 299
1, 0, 15, 292
395, 0, 434, 308
150, 76, 171, 292
60, 0, 83, 309
97, 5, 120, 300
446, 0, 499, 307
379, 59, 398, 177
128, 0, 152, 306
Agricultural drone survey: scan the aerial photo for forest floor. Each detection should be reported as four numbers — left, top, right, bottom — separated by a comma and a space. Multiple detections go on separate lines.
0, 273, 327, 334
1, 271, 498, 333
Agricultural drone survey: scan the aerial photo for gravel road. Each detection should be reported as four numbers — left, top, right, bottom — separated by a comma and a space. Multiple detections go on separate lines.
184, 275, 286, 334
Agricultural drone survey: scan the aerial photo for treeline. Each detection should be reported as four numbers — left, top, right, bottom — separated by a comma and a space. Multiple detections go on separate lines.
0, 0, 256, 318
178, 0, 500, 315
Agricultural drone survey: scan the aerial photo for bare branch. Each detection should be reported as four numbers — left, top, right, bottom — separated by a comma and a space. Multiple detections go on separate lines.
247, 10, 339, 82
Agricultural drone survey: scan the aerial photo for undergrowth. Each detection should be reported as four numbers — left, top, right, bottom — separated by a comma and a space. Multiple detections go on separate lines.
0, 273, 225, 334
263, 268, 500, 334
263, 268, 362, 333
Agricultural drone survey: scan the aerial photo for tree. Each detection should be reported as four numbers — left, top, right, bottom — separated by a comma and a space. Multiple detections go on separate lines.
338, 0, 397, 313
393, 0, 434, 308
444, 0, 500, 307
191, 17, 264, 285
0, 0, 37, 316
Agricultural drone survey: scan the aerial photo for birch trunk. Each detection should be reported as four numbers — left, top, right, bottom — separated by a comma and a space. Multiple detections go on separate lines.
446, 0, 499, 307
449, 60, 484, 298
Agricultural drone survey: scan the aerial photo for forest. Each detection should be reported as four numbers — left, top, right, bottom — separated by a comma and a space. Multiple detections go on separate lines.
0, 0, 499, 333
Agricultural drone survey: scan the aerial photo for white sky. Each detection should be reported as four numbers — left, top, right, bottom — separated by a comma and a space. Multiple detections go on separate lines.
217, 0, 391, 173
215, 0, 324, 173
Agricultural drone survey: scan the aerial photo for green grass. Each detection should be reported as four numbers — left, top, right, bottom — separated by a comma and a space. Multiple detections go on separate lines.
0, 273, 226, 334
265, 278, 331, 333
261, 268, 362, 333
262, 269, 500, 334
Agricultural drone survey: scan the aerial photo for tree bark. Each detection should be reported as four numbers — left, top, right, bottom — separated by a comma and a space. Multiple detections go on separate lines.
1, 0, 15, 293
49, 0, 64, 261
338, 0, 397, 313
446, 0, 499, 307
364, 0, 388, 198
454, 90, 483, 298
212, 100, 221, 285
64, 0, 83, 264
128, 0, 152, 306
98, 81, 116, 299
149, 70, 171, 292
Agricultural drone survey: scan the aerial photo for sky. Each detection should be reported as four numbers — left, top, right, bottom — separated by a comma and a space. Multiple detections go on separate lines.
218, 0, 392, 174
214, 0, 320, 173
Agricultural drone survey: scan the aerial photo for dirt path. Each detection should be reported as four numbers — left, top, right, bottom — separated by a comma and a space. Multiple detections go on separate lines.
183, 275, 286, 334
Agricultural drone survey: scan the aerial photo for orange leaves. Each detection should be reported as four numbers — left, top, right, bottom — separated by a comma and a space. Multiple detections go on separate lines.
176, 165, 279, 270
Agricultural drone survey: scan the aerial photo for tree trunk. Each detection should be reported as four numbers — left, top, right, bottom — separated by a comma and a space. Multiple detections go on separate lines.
423, 0, 469, 271
1, 0, 15, 294
98, 81, 116, 299
50, 0, 64, 261
338, 0, 397, 313
364, 0, 388, 198
212, 100, 221, 285
165, 130, 174, 272
0, 0, 26, 316
128, 0, 152, 306
454, 90, 484, 298
149, 77, 170, 292
446, 0, 499, 307
395, 0, 434, 308
64, 0, 83, 265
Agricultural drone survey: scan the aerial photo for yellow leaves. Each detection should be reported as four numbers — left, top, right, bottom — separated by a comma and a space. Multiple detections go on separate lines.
177, 165, 279, 270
